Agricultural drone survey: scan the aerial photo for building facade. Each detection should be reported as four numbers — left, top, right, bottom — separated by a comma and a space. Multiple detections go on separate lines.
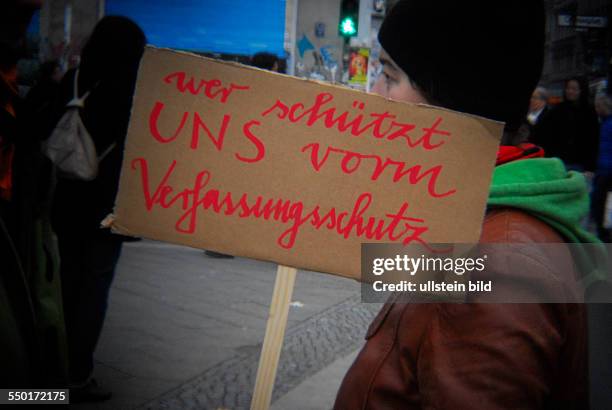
541, 0, 610, 97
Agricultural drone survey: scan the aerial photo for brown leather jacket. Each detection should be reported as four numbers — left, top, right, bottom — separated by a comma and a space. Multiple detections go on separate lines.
334, 209, 588, 410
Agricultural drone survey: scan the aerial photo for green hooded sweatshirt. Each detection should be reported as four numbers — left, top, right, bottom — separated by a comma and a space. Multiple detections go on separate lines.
487, 157, 608, 288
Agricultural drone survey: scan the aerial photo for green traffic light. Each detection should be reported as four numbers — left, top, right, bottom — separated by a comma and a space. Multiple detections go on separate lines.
340, 17, 357, 36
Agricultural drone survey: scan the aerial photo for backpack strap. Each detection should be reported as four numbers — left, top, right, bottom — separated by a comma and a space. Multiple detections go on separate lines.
66, 69, 93, 109
64, 69, 116, 162
98, 142, 117, 161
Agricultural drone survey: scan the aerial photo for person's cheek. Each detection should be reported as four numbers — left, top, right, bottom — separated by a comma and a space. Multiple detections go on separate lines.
371, 76, 388, 97
396, 81, 428, 105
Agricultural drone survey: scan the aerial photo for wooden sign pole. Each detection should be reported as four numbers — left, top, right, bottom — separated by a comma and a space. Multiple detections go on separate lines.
250, 265, 297, 410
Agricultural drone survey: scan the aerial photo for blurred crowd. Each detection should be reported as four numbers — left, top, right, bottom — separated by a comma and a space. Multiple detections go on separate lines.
527, 79, 612, 241
1, 0, 611, 406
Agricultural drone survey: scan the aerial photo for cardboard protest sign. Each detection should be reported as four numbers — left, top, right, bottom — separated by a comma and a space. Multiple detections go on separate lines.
112, 46, 503, 280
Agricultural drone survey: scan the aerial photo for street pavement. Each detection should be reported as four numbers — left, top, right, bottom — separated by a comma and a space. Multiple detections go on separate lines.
72, 239, 380, 410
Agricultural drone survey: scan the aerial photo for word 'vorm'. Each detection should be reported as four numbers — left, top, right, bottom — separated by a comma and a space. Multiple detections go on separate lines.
132, 158, 429, 249
262, 92, 451, 150
301, 143, 456, 198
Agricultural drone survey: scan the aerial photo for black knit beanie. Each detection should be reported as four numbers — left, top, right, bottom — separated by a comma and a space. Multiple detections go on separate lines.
379, 0, 545, 130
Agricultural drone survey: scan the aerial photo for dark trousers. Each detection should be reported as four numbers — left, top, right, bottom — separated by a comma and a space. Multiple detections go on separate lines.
591, 173, 612, 242
57, 231, 123, 383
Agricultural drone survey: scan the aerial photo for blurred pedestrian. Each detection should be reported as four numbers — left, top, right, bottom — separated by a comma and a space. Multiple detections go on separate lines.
538, 76, 600, 172
526, 85, 550, 141
251, 52, 279, 72
48, 16, 145, 402
24, 59, 63, 114
334, 1, 598, 408
591, 92, 612, 242
527, 86, 549, 126
1, 0, 69, 388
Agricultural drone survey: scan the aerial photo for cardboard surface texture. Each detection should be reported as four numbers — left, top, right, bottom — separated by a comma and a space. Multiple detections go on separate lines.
113, 46, 503, 280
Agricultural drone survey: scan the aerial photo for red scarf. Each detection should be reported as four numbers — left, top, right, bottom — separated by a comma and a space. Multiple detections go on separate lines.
496, 143, 544, 166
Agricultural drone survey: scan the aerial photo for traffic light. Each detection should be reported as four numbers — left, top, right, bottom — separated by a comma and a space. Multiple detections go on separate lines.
339, 0, 359, 37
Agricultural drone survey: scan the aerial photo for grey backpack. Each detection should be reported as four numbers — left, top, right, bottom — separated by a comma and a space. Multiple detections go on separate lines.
43, 69, 115, 180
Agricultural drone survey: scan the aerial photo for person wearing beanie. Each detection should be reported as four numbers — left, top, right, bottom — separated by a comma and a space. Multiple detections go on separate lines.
334, 1, 604, 408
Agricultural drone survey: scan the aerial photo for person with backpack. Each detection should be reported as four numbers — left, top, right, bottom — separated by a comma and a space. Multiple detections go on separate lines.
47, 16, 145, 402
334, 1, 604, 408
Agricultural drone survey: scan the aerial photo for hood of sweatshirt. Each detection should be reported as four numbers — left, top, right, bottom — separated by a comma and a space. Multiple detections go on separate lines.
487, 157, 607, 286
